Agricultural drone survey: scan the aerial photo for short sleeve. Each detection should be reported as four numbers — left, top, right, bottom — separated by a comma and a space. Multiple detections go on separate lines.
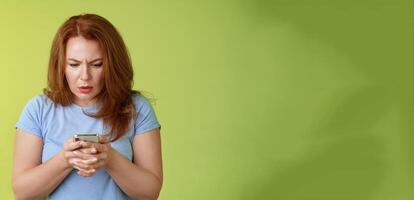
134, 95, 161, 135
15, 96, 43, 138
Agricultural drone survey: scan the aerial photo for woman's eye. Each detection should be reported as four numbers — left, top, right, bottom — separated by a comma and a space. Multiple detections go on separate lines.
69, 63, 79, 67
92, 63, 103, 67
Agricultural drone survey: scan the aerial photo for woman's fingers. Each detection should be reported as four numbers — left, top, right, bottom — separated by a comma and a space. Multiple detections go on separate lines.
70, 158, 87, 169
73, 150, 97, 159
71, 158, 100, 177
79, 141, 94, 148
75, 166, 96, 177
62, 136, 111, 177
69, 153, 108, 177
71, 153, 106, 169
92, 160, 106, 169
64, 137, 96, 151
63, 137, 111, 177
77, 170, 95, 177
79, 142, 107, 153
65, 150, 92, 161
99, 136, 109, 144
65, 148, 102, 167
81, 152, 106, 165
63, 139, 81, 151
88, 143, 108, 153
70, 158, 96, 170
78, 147, 97, 154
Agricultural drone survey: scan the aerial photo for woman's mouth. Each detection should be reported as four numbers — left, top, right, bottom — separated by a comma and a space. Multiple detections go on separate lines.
78, 86, 93, 94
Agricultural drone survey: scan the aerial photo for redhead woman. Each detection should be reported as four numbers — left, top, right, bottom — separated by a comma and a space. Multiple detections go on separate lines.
12, 14, 162, 200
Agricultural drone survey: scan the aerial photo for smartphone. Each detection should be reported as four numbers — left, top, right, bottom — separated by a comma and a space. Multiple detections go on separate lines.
73, 133, 99, 143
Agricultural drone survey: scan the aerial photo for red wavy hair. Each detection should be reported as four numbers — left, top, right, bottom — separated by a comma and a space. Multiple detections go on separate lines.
43, 13, 139, 141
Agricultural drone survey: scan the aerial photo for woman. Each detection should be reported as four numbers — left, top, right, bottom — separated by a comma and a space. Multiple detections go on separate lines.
12, 14, 163, 200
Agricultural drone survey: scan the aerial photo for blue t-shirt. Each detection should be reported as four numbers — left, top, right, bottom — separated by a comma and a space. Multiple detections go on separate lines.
15, 94, 161, 200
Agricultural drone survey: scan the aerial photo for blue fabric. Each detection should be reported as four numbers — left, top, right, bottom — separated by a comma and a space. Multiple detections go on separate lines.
15, 94, 161, 200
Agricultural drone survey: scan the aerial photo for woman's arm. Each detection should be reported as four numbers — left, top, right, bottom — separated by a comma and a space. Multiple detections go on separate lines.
105, 128, 163, 200
12, 129, 81, 200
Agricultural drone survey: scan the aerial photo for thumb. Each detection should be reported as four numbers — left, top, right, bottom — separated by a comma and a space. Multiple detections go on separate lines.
64, 138, 82, 151
99, 136, 110, 144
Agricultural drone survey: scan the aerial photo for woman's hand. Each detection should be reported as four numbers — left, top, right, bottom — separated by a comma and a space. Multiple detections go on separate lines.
62, 138, 96, 176
72, 136, 112, 177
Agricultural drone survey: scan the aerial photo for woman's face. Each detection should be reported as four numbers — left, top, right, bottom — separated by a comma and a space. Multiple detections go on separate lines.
65, 36, 104, 107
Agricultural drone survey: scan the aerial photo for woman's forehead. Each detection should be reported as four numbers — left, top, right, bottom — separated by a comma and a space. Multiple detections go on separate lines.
66, 36, 102, 60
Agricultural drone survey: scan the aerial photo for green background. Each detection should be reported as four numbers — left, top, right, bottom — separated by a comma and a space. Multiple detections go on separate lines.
1, 0, 413, 199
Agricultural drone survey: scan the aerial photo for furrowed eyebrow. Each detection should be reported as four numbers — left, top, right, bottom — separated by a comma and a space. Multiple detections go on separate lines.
67, 58, 103, 64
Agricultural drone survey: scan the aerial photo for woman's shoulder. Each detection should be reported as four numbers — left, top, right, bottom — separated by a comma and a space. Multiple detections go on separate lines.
131, 92, 156, 111
24, 94, 55, 110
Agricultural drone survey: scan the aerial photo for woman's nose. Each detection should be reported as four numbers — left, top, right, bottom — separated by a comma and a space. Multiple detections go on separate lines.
79, 65, 91, 81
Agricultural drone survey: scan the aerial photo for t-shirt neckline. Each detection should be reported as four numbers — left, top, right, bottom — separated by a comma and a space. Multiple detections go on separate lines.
70, 102, 99, 112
